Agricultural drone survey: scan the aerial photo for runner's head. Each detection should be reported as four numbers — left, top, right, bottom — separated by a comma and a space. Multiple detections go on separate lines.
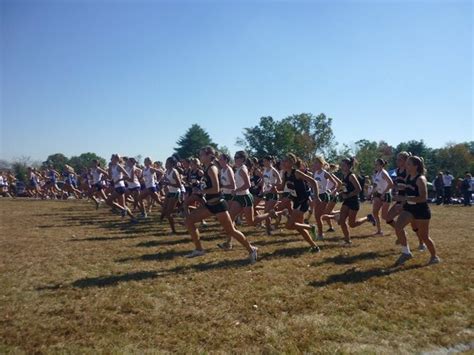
407, 156, 426, 175
396, 151, 411, 169
341, 157, 356, 173
375, 158, 388, 171
313, 156, 327, 171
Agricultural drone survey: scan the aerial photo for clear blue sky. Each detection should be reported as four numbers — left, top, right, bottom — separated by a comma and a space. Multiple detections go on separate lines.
1, 0, 472, 163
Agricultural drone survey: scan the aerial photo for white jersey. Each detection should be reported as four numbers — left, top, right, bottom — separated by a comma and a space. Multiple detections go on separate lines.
91, 168, 103, 185
143, 167, 157, 189
111, 164, 125, 188
126, 166, 140, 189
234, 165, 250, 196
0, 176, 4, 186
166, 169, 179, 193
220, 167, 233, 194
313, 169, 329, 192
262, 167, 279, 193
373, 170, 390, 194
327, 176, 336, 193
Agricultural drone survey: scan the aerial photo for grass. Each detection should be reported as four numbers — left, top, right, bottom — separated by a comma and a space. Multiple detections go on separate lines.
0, 199, 473, 354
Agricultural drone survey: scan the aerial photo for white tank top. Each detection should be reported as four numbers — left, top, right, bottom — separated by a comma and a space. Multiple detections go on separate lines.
126, 166, 140, 188
263, 167, 279, 193
313, 169, 328, 192
143, 167, 156, 189
220, 167, 233, 194
91, 168, 102, 185
234, 165, 250, 196
166, 169, 179, 193
326, 175, 336, 191
374, 170, 389, 194
111, 165, 125, 188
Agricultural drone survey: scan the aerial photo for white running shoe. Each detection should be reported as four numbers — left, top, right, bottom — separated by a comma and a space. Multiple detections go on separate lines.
249, 247, 258, 264
185, 249, 206, 258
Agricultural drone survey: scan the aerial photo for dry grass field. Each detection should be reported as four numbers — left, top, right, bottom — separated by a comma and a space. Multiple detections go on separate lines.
0, 199, 473, 354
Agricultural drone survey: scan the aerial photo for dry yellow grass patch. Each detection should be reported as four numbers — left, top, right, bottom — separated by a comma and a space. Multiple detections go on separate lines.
0, 199, 473, 353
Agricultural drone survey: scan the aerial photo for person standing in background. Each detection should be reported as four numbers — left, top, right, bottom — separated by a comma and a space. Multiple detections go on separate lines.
442, 171, 454, 205
433, 172, 444, 205
461, 172, 472, 207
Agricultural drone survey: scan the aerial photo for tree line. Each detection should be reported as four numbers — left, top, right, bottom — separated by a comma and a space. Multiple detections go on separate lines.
2, 114, 473, 182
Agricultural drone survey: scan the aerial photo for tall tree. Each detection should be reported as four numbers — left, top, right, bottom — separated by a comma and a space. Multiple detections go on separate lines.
353, 140, 394, 176
11, 156, 32, 182
432, 143, 474, 178
237, 113, 335, 161
393, 140, 434, 177
68, 153, 107, 173
42, 153, 69, 171
174, 124, 216, 159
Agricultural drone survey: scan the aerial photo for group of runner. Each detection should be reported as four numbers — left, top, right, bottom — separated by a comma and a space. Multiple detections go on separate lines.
1, 147, 440, 266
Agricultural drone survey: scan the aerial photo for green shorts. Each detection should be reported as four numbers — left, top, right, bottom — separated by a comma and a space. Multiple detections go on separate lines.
232, 194, 254, 208
263, 193, 278, 201
329, 194, 338, 203
166, 191, 181, 199
223, 193, 233, 201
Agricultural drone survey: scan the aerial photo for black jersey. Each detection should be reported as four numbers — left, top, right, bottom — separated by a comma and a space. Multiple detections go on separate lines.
405, 174, 425, 202
202, 164, 221, 200
249, 173, 262, 195
284, 169, 309, 201
395, 168, 407, 196
341, 173, 359, 202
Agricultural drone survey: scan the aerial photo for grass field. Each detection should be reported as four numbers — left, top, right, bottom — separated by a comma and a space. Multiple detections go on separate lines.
0, 199, 473, 354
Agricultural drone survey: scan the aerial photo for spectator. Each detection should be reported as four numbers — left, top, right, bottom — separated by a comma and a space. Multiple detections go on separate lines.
433, 172, 444, 205
461, 172, 472, 207
443, 171, 454, 205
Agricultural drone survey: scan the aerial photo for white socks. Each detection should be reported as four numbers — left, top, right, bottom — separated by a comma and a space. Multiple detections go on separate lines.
402, 246, 411, 254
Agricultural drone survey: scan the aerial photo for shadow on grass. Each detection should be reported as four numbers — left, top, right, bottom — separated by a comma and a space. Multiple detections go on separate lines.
136, 239, 190, 248
308, 263, 427, 288
311, 251, 399, 267
40, 258, 250, 289
72, 271, 162, 288
116, 249, 191, 263
70, 235, 141, 242
38, 244, 405, 291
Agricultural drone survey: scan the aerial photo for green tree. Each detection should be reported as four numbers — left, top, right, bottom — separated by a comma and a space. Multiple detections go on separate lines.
11, 156, 32, 183
174, 124, 217, 159
393, 140, 434, 178
432, 143, 474, 178
42, 153, 69, 171
353, 140, 394, 176
68, 153, 107, 173
237, 113, 335, 161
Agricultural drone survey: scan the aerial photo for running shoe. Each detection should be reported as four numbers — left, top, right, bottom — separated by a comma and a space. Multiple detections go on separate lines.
394, 252, 413, 266
249, 247, 258, 264
185, 249, 206, 258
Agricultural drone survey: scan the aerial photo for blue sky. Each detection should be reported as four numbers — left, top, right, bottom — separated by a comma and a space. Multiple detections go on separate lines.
1, 0, 472, 163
